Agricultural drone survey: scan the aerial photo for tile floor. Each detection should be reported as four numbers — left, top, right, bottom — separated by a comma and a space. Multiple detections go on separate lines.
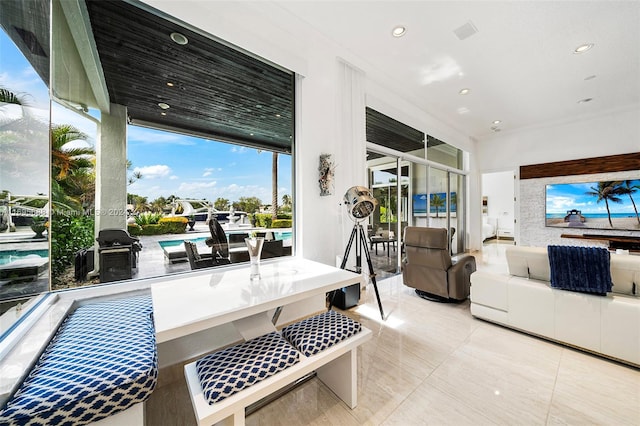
147, 242, 640, 425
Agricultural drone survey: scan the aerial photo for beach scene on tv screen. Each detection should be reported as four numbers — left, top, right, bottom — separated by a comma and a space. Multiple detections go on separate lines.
545, 180, 640, 230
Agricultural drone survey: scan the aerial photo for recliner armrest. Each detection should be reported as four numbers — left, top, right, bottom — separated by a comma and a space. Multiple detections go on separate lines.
447, 255, 476, 300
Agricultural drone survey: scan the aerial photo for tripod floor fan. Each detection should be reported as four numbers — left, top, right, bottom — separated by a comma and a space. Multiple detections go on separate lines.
331, 186, 385, 320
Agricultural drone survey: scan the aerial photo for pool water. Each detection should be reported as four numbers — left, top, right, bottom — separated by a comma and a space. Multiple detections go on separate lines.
0, 249, 49, 266
159, 237, 207, 249
158, 231, 292, 249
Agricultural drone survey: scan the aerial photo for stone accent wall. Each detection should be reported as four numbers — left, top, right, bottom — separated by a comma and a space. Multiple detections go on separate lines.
519, 171, 639, 248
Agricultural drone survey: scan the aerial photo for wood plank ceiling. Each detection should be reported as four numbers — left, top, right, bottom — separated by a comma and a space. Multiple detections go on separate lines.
85, 0, 294, 153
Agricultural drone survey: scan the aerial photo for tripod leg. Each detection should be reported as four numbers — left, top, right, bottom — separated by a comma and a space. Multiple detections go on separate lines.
330, 226, 358, 311
359, 225, 385, 320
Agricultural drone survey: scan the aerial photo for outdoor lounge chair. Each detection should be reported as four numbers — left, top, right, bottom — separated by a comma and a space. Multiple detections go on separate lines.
184, 241, 219, 270
205, 219, 233, 265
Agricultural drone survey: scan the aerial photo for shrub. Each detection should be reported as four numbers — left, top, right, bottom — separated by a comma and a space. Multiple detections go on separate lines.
51, 213, 95, 281
135, 211, 163, 225
272, 219, 292, 228
128, 223, 142, 236
159, 216, 188, 224
160, 218, 187, 234
253, 213, 272, 228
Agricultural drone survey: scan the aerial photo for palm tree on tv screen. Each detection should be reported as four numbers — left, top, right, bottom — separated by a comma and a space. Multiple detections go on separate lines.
585, 181, 623, 228
618, 180, 640, 225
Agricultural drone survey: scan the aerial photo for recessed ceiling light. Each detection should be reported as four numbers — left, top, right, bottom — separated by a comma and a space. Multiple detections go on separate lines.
493, 120, 501, 125
577, 97, 593, 103
166, 82, 175, 87
392, 26, 407, 37
170, 32, 189, 45
160, 112, 167, 116
573, 43, 593, 54
158, 102, 170, 109
459, 88, 470, 95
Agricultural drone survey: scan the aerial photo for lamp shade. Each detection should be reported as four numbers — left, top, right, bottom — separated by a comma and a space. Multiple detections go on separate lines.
343, 186, 377, 220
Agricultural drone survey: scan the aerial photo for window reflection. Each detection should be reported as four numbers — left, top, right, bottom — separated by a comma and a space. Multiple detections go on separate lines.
0, 2, 51, 312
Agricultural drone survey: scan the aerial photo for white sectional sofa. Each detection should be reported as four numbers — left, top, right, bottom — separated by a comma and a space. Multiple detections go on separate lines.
470, 246, 640, 367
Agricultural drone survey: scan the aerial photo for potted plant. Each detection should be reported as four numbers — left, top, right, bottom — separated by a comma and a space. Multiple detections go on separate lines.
187, 214, 196, 231
30, 215, 47, 238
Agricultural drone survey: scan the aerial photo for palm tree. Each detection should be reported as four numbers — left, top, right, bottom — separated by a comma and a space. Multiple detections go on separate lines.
282, 194, 292, 212
585, 181, 623, 228
51, 124, 93, 180
431, 193, 446, 218
0, 87, 27, 107
618, 180, 640, 225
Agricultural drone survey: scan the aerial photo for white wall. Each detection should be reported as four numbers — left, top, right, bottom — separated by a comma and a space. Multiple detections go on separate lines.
143, 0, 478, 259
477, 107, 640, 172
481, 171, 515, 234
477, 106, 640, 246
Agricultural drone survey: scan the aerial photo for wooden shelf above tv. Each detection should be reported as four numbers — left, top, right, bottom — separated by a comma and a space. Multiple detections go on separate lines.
561, 233, 640, 252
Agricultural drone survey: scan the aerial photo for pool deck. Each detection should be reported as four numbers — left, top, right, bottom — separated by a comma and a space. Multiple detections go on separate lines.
133, 223, 292, 280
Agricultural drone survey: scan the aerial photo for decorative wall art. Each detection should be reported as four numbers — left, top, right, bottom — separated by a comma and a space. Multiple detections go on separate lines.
318, 154, 335, 196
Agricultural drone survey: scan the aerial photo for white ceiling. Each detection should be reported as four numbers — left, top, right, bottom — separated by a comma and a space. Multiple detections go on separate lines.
272, 1, 640, 140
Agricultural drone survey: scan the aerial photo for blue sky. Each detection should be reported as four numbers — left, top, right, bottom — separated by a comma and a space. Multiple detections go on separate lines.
1, 30, 290, 205
546, 181, 640, 214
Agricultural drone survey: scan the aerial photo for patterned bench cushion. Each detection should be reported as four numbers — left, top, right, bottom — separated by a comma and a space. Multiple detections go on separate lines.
281, 310, 362, 357
196, 332, 299, 404
0, 295, 157, 426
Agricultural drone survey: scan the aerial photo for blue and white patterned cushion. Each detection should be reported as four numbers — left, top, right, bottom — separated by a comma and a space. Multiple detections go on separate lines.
0, 295, 157, 426
196, 332, 299, 405
281, 310, 362, 356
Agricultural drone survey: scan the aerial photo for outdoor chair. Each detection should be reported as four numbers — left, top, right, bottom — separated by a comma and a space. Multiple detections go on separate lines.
184, 241, 217, 270
205, 218, 232, 265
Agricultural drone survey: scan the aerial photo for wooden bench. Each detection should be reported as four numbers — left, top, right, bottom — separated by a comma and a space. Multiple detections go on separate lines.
184, 311, 371, 426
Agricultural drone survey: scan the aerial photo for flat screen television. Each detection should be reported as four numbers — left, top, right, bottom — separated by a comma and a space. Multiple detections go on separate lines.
545, 179, 640, 231
413, 192, 456, 217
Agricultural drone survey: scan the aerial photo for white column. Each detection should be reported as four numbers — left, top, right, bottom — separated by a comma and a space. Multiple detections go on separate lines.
92, 103, 128, 272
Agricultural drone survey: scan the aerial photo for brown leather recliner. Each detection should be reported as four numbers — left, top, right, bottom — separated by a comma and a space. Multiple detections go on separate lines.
402, 227, 476, 302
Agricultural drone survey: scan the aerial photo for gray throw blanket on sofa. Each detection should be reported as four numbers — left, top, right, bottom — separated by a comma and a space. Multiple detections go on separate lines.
547, 245, 612, 295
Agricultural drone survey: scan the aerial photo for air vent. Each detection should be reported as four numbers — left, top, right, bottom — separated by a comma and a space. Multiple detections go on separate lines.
453, 21, 478, 41
13, 26, 46, 57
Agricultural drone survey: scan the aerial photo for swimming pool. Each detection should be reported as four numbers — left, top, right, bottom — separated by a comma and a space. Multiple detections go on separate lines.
0, 249, 49, 266
158, 231, 292, 249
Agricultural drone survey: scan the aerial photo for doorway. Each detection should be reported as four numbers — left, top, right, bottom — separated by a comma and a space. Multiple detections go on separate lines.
481, 170, 516, 245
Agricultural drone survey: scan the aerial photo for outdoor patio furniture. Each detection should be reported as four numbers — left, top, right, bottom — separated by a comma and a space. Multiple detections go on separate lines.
184, 241, 217, 270
206, 218, 231, 262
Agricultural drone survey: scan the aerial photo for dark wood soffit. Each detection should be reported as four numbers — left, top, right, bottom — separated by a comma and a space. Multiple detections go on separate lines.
520, 152, 640, 179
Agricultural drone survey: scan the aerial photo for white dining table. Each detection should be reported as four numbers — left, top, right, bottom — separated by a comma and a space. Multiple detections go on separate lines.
151, 257, 363, 343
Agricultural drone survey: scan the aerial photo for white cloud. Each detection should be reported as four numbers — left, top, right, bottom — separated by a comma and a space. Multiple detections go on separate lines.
133, 164, 172, 179
169, 175, 179, 180
178, 181, 218, 192
230, 146, 248, 154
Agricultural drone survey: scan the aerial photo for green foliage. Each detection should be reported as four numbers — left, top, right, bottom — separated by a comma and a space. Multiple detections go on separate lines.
134, 211, 163, 225
272, 219, 292, 228
127, 223, 142, 236
233, 196, 262, 214
51, 213, 95, 281
253, 213, 272, 228
214, 197, 229, 210
127, 219, 186, 235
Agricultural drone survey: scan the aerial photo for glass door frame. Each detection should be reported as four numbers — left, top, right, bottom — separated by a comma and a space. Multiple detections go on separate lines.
366, 143, 468, 274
